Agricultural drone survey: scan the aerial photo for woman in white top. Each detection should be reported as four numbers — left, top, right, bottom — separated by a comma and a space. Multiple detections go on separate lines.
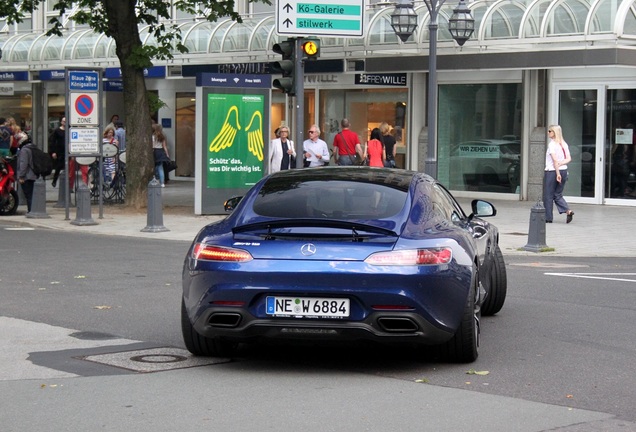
152, 123, 170, 187
268, 126, 295, 173
543, 125, 574, 223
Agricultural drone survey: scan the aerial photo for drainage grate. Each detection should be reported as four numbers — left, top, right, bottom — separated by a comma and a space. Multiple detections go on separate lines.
81, 347, 230, 373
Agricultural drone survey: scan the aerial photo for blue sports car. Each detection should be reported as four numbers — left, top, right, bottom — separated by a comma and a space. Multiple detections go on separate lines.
182, 167, 507, 362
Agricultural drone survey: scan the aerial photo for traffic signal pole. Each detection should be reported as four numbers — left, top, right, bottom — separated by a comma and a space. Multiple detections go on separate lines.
294, 37, 305, 168
271, 37, 320, 168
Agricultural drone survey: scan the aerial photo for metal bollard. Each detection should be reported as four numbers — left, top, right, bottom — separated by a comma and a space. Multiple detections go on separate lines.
26, 177, 50, 219
141, 178, 169, 233
54, 171, 68, 208
70, 183, 97, 226
523, 199, 549, 252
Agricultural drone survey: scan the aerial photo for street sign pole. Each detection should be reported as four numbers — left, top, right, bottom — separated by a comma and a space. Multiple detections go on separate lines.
294, 37, 305, 168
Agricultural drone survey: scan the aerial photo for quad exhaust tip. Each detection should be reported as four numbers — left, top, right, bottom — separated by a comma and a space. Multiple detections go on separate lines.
377, 317, 419, 333
209, 312, 242, 328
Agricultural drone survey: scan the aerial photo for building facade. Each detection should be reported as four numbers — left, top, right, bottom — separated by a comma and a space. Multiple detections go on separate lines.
1, 0, 636, 206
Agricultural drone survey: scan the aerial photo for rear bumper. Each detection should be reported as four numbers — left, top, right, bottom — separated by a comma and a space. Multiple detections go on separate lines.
192, 307, 454, 345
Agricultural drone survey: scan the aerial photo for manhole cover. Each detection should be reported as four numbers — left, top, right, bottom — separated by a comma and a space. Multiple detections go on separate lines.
81, 347, 230, 373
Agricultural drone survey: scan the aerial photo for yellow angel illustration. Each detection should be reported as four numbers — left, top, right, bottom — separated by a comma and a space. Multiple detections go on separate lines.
245, 111, 264, 162
209, 106, 241, 153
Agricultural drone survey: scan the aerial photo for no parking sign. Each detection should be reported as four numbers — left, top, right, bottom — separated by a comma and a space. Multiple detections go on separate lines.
69, 92, 100, 126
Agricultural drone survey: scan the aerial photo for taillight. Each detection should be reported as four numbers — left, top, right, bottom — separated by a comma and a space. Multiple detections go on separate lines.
365, 248, 452, 265
192, 244, 253, 262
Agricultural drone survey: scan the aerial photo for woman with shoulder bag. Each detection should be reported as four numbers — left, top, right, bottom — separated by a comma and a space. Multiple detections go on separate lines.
363, 128, 386, 168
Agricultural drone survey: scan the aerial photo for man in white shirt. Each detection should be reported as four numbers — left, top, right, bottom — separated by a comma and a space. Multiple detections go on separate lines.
303, 124, 330, 167
268, 126, 295, 174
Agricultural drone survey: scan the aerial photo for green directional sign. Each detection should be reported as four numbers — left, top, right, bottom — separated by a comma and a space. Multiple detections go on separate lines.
277, 0, 365, 37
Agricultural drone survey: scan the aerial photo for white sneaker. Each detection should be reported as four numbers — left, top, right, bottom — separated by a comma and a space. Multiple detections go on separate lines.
161, 184, 165, 188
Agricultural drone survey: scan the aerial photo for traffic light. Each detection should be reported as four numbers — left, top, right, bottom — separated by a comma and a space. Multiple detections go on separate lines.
301, 38, 320, 60
271, 38, 296, 96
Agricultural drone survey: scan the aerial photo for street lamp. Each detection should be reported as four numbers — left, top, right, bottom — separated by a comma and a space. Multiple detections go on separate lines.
390, 0, 474, 178
390, 1, 419, 43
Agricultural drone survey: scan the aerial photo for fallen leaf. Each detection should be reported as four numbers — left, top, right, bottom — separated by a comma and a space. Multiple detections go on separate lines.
74, 275, 86, 279
566, 394, 574, 399
414, 378, 429, 383
93, 305, 112, 310
466, 369, 490, 376
50, 281, 60, 285
40, 384, 46, 389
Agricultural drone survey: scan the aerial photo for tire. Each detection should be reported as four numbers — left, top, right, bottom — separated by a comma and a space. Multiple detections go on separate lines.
482, 244, 507, 316
437, 270, 480, 363
181, 299, 236, 357
0, 190, 19, 215
88, 165, 100, 198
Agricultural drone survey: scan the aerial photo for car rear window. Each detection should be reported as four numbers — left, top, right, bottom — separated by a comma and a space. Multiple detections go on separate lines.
252, 180, 408, 220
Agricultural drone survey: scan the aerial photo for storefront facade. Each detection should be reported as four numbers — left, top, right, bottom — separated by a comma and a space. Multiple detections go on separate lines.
1, 0, 636, 205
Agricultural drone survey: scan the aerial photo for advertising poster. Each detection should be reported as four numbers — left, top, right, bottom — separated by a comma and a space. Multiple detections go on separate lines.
206, 93, 265, 189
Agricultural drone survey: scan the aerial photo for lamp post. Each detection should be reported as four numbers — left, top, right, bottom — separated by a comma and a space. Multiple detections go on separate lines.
391, 0, 474, 178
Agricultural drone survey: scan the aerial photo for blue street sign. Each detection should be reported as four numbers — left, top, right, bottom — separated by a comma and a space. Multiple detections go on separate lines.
68, 71, 99, 91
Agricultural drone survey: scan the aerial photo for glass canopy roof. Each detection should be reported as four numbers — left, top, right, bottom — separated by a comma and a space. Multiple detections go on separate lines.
1, 0, 635, 68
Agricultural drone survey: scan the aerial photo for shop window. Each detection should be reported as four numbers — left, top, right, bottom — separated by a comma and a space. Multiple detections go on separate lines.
438, 83, 522, 193
175, 93, 196, 177
319, 88, 408, 168
606, 89, 636, 199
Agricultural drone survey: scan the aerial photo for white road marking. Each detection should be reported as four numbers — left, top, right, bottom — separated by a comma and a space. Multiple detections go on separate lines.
545, 273, 636, 283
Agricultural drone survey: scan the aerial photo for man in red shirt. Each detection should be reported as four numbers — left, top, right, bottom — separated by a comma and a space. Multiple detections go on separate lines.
332, 118, 363, 165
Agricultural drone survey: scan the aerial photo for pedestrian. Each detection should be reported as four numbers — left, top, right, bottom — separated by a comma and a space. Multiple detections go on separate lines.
102, 127, 119, 185
363, 128, 386, 167
544, 125, 574, 224
268, 125, 295, 173
332, 118, 362, 165
5, 117, 19, 155
114, 121, 126, 152
152, 123, 170, 187
379, 122, 397, 167
106, 114, 119, 131
303, 125, 330, 168
16, 134, 37, 213
48, 116, 66, 187
0, 117, 13, 158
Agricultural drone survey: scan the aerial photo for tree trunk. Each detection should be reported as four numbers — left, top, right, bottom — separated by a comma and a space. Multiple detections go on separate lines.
104, 0, 153, 209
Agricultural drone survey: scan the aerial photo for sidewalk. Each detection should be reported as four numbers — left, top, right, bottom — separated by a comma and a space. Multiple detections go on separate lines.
4, 178, 634, 257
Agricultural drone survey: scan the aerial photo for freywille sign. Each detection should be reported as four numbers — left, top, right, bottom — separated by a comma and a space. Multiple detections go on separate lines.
355, 73, 407, 86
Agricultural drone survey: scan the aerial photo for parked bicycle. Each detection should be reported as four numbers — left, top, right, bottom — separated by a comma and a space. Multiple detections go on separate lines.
77, 146, 126, 203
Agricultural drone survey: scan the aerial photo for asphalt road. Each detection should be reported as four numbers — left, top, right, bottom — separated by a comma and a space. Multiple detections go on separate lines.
1, 224, 635, 431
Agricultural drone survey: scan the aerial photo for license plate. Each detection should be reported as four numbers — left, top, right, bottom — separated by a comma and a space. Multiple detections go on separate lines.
266, 296, 350, 318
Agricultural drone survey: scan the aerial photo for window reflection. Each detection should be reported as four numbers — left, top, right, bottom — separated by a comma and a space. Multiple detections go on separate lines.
439, 83, 522, 193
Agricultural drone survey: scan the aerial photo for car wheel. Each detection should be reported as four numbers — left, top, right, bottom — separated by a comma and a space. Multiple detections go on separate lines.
482, 244, 507, 316
181, 299, 237, 357
438, 270, 480, 363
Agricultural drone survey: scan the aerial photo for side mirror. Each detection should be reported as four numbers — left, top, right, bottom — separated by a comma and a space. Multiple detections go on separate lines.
223, 196, 243, 213
470, 199, 496, 218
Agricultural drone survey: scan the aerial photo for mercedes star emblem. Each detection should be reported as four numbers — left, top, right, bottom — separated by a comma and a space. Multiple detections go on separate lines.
301, 243, 317, 256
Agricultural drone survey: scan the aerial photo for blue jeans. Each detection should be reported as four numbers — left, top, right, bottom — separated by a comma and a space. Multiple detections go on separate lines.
338, 156, 354, 166
155, 162, 165, 185
543, 169, 569, 221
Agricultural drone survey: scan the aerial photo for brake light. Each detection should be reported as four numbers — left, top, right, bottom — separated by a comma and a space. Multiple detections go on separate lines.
192, 244, 253, 262
365, 248, 452, 265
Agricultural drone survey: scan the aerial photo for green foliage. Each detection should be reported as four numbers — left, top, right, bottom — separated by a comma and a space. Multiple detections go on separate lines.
1, 0, 271, 65
147, 92, 167, 114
